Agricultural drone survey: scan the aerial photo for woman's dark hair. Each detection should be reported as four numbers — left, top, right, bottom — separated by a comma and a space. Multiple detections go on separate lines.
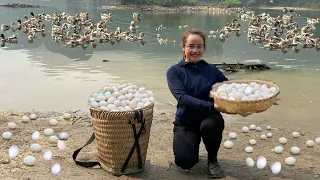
180, 29, 206, 59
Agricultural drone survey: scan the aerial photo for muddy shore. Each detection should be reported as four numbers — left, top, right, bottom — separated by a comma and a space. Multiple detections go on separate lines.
0, 108, 319, 180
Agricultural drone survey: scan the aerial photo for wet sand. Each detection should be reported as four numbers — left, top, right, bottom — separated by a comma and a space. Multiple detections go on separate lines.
0, 109, 319, 180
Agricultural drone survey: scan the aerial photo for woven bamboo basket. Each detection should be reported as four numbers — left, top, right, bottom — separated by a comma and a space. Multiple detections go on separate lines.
90, 103, 154, 176
211, 80, 280, 114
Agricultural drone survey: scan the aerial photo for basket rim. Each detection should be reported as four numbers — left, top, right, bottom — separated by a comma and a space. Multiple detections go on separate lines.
212, 79, 280, 104
89, 102, 154, 113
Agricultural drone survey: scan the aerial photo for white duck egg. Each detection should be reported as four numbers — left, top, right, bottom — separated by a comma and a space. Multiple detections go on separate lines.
249, 139, 256, 145
223, 140, 233, 149
121, 100, 127, 107
228, 132, 237, 139
31, 143, 42, 152
103, 86, 113, 92
270, 162, 281, 174
144, 101, 151, 107
285, 157, 296, 166
266, 132, 273, 138
273, 146, 284, 154
217, 88, 226, 94
141, 93, 148, 99
91, 92, 98, 97
243, 86, 253, 95
117, 95, 126, 101
292, 132, 300, 138
49, 119, 58, 126
107, 104, 117, 110
138, 87, 146, 94
242, 126, 249, 133
49, 135, 59, 144
260, 134, 267, 140
241, 96, 249, 101
245, 146, 253, 153
43, 150, 52, 161
63, 113, 72, 120
57, 140, 66, 151
218, 92, 227, 97
136, 102, 145, 109
246, 157, 255, 167
44, 128, 54, 136
125, 93, 134, 100
315, 137, 320, 143
22, 115, 30, 123
257, 156, 267, 169
59, 132, 69, 140
234, 92, 244, 100
134, 93, 143, 99
256, 126, 263, 132
114, 100, 122, 107
147, 91, 153, 97
279, 137, 288, 144
8, 122, 17, 130
249, 124, 256, 130
98, 101, 108, 107
90, 101, 99, 108
88, 97, 95, 102
290, 147, 300, 155
128, 89, 135, 93
120, 88, 128, 94
23, 156, 36, 166
2, 132, 12, 140
8, 145, 19, 158
142, 98, 150, 103
95, 95, 106, 102
51, 163, 61, 175
306, 140, 315, 147
32, 131, 40, 141
269, 87, 278, 94
30, 113, 37, 120
104, 92, 112, 99
266, 126, 272, 130
113, 91, 122, 98
149, 97, 155, 102
107, 97, 116, 104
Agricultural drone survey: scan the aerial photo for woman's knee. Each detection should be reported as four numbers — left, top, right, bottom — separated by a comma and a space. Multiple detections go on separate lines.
174, 153, 198, 169
200, 115, 225, 132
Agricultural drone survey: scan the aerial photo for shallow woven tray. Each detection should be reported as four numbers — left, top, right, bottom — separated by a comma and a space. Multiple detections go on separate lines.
90, 103, 154, 176
211, 80, 280, 114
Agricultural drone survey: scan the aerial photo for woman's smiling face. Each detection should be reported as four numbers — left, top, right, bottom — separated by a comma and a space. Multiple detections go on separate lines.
182, 34, 204, 63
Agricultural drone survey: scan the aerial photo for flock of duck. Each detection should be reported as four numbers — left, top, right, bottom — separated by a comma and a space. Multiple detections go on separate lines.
1, 7, 320, 53
208, 7, 320, 53
0, 11, 173, 48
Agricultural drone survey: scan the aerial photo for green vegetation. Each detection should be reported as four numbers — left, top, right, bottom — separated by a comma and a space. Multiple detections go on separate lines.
114, 0, 320, 8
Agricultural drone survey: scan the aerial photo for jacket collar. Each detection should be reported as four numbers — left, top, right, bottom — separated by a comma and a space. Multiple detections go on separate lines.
178, 59, 208, 67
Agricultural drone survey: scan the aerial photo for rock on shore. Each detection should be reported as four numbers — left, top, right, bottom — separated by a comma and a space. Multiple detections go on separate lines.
0, 3, 43, 8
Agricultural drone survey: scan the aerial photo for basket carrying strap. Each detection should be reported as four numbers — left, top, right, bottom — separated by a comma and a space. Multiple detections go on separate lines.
72, 133, 101, 168
72, 109, 146, 172
121, 109, 145, 172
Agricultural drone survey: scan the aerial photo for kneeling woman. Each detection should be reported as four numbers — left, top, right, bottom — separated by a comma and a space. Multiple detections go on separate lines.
166, 29, 228, 179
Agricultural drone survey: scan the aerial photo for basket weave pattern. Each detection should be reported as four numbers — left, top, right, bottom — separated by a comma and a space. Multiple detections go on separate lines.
90, 103, 154, 175
212, 80, 280, 114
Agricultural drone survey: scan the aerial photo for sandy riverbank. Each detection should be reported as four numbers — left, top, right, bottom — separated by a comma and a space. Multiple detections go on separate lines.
0, 109, 319, 180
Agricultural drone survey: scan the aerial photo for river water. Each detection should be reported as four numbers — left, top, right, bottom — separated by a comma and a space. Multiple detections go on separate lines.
1, 0, 320, 132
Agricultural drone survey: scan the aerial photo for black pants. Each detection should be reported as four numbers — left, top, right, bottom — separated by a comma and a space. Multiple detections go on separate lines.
173, 114, 225, 170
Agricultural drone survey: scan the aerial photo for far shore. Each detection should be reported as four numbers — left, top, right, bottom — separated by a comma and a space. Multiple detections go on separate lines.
101, 4, 320, 12
255, 6, 320, 11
